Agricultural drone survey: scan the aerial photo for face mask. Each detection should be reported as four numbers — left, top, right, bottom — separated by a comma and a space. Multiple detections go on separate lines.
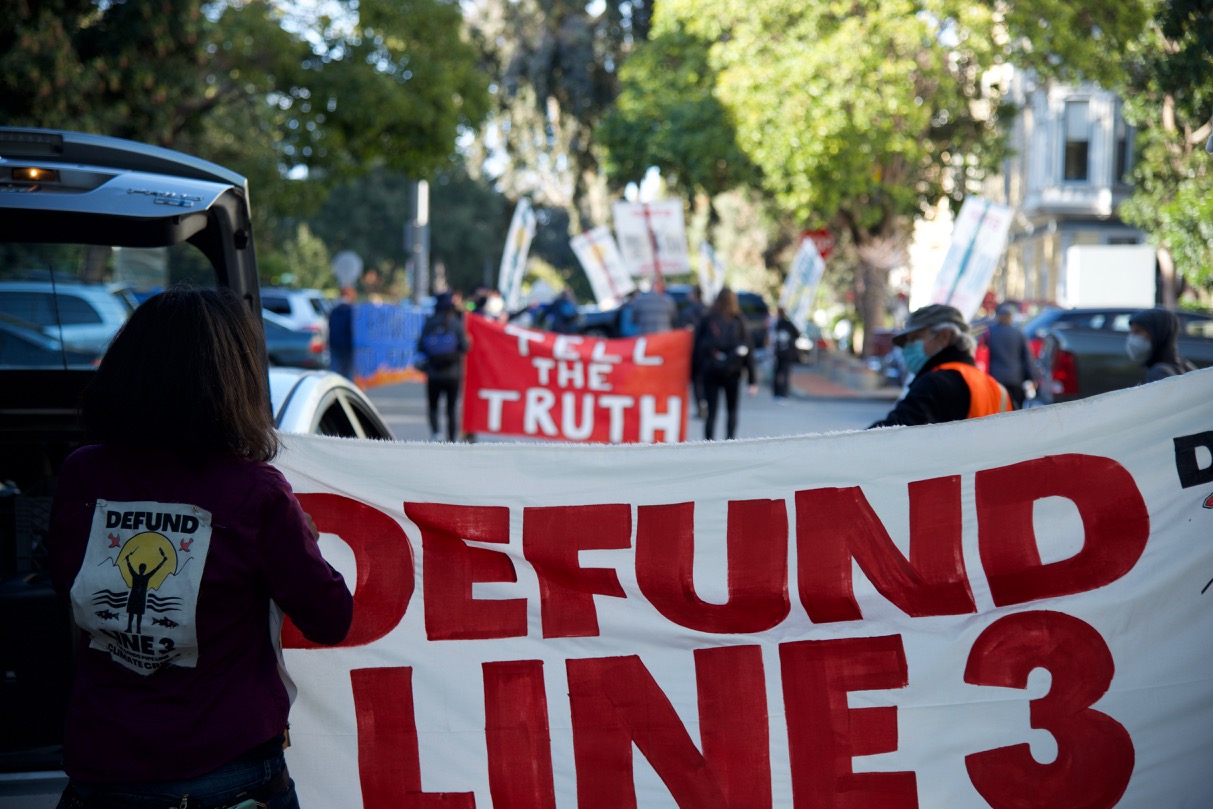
1125, 334, 1152, 362
902, 339, 929, 375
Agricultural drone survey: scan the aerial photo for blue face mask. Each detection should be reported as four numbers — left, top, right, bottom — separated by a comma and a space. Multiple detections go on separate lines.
902, 339, 929, 375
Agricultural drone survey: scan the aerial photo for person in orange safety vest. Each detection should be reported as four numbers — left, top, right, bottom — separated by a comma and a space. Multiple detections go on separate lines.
869, 303, 1011, 428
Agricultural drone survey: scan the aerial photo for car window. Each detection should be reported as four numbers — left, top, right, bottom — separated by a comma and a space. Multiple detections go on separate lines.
308, 297, 329, 317
317, 396, 360, 438
55, 294, 104, 325
262, 296, 292, 316
347, 396, 393, 440
1181, 316, 1213, 338
1, 242, 220, 367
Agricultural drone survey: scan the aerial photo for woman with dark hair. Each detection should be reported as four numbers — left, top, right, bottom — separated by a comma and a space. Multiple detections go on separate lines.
1127, 307, 1196, 383
48, 286, 353, 809
692, 287, 758, 440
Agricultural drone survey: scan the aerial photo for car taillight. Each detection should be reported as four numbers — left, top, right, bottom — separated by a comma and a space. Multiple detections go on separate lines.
1029, 337, 1043, 358
1050, 349, 1078, 396
309, 334, 325, 354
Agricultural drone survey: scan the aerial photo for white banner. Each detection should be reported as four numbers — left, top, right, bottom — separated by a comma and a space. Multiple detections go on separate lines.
698, 241, 727, 302
613, 200, 690, 279
498, 199, 537, 312
779, 236, 826, 333
272, 371, 1213, 809
570, 226, 636, 309
929, 196, 1013, 321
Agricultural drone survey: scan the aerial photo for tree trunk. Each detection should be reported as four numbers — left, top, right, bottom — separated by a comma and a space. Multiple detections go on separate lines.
1157, 247, 1177, 308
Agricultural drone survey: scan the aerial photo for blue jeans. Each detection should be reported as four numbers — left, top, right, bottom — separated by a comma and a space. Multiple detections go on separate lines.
58, 751, 298, 809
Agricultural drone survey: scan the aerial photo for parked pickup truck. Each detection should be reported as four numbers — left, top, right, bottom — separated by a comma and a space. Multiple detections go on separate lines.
1036, 308, 1213, 404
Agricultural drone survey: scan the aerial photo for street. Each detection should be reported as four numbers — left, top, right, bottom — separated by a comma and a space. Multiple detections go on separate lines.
367, 363, 898, 443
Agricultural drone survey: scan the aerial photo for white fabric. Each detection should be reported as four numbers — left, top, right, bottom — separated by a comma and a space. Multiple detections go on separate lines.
274, 369, 1213, 808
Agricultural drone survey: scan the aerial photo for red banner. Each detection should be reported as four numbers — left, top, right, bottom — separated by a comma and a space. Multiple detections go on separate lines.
463, 314, 692, 443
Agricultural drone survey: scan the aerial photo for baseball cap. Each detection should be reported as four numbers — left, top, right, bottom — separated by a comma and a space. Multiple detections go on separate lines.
891, 304, 968, 346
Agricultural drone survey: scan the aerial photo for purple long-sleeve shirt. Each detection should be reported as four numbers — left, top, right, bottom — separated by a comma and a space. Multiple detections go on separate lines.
48, 444, 353, 783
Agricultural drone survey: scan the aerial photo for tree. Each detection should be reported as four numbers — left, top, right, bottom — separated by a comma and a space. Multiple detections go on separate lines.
464, 0, 650, 230
1118, 0, 1213, 301
606, 0, 1150, 351
1, 0, 491, 243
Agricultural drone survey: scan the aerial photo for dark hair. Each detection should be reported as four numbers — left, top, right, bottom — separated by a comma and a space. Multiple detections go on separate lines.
82, 286, 279, 462
712, 287, 740, 319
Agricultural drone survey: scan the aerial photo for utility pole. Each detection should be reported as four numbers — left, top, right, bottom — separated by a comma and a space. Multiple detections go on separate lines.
405, 179, 430, 304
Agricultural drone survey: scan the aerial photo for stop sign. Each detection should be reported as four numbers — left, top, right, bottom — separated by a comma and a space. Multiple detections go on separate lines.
803, 228, 835, 260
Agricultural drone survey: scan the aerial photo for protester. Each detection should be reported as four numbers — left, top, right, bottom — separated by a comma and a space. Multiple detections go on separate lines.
327, 285, 358, 381
1128, 307, 1197, 382
47, 286, 353, 809
869, 303, 1011, 428
693, 287, 758, 440
418, 291, 470, 441
627, 281, 678, 335
678, 286, 710, 418
771, 306, 801, 402
985, 301, 1037, 408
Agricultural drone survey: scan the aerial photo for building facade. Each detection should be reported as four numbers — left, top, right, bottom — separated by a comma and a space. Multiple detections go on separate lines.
992, 69, 1146, 307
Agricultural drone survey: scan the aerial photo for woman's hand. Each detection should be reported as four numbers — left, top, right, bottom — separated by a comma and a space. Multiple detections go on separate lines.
303, 512, 320, 542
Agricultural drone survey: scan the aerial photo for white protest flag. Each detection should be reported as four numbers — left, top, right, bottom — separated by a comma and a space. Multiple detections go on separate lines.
779, 235, 826, 332
272, 370, 1213, 809
612, 199, 690, 279
570, 226, 635, 309
929, 196, 1013, 321
498, 198, 537, 312
698, 241, 727, 302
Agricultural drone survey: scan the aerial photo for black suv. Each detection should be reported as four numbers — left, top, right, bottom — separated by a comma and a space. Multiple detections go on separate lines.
0, 128, 261, 783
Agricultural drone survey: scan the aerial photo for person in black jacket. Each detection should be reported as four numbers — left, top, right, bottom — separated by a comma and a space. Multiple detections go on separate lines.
771, 307, 801, 401
870, 304, 1011, 428
417, 292, 470, 441
1127, 308, 1196, 383
693, 287, 758, 440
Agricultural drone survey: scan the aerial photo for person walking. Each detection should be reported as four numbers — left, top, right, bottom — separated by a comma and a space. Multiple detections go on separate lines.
327, 285, 358, 381
418, 291, 470, 441
693, 287, 758, 440
771, 306, 801, 401
869, 304, 1011, 428
47, 286, 353, 809
1127, 307, 1196, 382
678, 286, 710, 418
984, 302, 1037, 408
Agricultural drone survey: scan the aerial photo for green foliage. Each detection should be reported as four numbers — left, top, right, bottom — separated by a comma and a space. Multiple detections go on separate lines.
1119, 0, 1213, 290
0, 0, 490, 227
598, 25, 758, 198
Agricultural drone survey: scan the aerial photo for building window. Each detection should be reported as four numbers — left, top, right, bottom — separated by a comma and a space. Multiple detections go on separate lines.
1063, 100, 1091, 181
1115, 111, 1133, 183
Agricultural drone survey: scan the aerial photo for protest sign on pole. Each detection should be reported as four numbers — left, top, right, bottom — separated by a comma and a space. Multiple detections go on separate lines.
779, 235, 827, 333
698, 241, 727, 302
272, 369, 1213, 809
570, 226, 636, 310
612, 200, 690, 281
462, 313, 691, 443
498, 198, 537, 312
928, 196, 1013, 321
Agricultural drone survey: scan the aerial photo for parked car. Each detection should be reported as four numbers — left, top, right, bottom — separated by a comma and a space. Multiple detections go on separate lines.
270, 367, 395, 439
260, 286, 331, 333
0, 280, 137, 353
1021, 306, 1146, 360
0, 313, 101, 368
263, 309, 329, 369
0, 126, 262, 784
1036, 309, 1213, 404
